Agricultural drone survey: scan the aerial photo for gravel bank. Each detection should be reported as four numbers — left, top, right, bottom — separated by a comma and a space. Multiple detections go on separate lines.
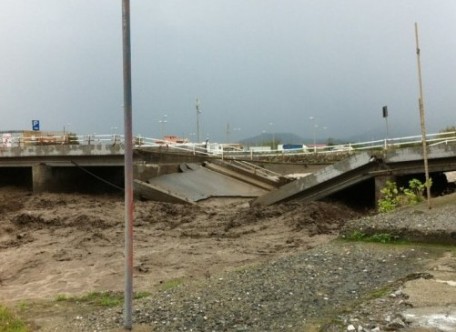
59, 195, 456, 331
66, 242, 435, 332
341, 196, 456, 244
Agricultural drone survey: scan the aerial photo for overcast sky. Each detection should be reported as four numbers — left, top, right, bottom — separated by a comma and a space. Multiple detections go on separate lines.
1, 1, 455, 142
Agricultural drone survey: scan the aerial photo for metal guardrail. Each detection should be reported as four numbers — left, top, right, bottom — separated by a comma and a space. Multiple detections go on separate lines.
1, 131, 455, 159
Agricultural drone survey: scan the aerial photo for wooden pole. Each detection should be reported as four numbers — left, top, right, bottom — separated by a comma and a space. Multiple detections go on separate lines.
414, 22, 432, 209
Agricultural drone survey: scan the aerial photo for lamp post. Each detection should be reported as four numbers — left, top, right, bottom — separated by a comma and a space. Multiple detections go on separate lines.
63, 123, 71, 143
159, 114, 168, 139
225, 122, 230, 143
233, 127, 241, 143
309, 116, 317, 153
63, 123, 71, 135
382, 106, 389, 149
195, 98, 201, 143
111, 126, 118, 144
269, 122, 275, 150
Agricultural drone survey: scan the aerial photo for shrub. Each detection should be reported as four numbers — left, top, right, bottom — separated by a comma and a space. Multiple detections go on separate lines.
378, 179, 429, 213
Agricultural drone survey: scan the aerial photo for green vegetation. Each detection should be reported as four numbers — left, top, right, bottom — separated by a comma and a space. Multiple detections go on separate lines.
437, 126, 456, 140
66, 132, 79, 145
367, 286, 392, 299
439, 126, 456, 133
16, 302, 28, 313
55, 291, 150, 308
369, 233, 395, 244
377, 179, 430, 213
345, 231, 398, 244
160, 278, 184, 291
0, 305, 28, 332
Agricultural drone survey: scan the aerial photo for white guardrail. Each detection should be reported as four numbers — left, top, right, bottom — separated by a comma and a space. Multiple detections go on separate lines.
1, 131, 456, 159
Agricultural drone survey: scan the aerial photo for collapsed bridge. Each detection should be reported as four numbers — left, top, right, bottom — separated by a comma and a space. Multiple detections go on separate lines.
0, 142, 455, 206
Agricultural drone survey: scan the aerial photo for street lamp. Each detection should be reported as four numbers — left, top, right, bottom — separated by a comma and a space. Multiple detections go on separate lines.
195, 98, 201, 142
225, 122, 231, 143
382, 106, 389, 149
269, 122, 275, 150
111, 126, 118, 143
159, 114, 168, 139
63, 123, 71, 143
233, 127, 241, 143
309, 116, 317, 153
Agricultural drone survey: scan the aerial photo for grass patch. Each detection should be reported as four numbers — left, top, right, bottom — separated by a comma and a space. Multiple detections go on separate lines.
0, 304, 28, 332
366, 286, 391, 300
55, 294, 69, 302
16, 302, 28, 313
344, 231, 401, 244
54, 291, 151, 308
160, 278, 183, 291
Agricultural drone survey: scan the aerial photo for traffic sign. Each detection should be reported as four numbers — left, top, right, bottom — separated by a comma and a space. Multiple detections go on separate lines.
32, 120, 40, 131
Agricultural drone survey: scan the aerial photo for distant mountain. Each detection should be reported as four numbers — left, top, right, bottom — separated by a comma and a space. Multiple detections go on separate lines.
239, 129, 407, 146
239, 132, 341, 146
343, 129, 386, 143
238, 132, 302, 146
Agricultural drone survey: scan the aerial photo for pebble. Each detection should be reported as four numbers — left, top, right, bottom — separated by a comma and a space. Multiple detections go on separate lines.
61, 203, 456, 331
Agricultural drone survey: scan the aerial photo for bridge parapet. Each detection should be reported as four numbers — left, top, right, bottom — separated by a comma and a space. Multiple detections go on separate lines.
0, 143, 125, 158
385, 144, 456, 163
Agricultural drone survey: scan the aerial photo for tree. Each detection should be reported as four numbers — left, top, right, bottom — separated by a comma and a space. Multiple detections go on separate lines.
438, 126, 456, 139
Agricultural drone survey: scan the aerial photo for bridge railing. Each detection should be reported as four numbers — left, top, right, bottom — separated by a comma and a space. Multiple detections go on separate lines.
1, 131, 455, 158
350, 131, 456, 151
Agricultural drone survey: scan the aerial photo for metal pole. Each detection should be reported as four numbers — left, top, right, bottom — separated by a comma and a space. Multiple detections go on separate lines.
309, 116, 316, 153
196, 98, 201, 143
122, 0, 134, 329
313, 124, 318, 153
226, 122, 230, 143
385, 117, 389, 148
269, 122, 275, 150
415, 22, 432, 209
382, 106, 389, 150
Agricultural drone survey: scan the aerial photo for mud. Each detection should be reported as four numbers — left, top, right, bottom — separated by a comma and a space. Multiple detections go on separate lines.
0, 187, 365, 303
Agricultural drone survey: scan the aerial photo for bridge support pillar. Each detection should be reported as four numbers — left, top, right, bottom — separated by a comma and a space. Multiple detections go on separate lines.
133, 164, 180, 181
374, 175, 396, 206
32, 164, 54, 193
32, 163, 71, 193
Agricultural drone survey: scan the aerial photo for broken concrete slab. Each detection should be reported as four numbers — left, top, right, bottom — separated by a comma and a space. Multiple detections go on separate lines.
135, 163, 268, 203
204, 161, 277, 191
252, 152, 379, 206
134, 179, 196, 205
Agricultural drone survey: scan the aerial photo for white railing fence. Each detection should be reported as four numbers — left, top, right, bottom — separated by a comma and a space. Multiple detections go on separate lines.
1, 131, 455, 159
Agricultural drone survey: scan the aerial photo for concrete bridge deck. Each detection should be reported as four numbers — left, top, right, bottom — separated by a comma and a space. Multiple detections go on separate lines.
0, 142, 455, 204
252, 144, 456, 206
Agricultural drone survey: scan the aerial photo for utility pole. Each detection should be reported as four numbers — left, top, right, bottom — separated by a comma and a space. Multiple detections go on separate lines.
159, 114, 167, 139
309, 116, 317, 153
225, 122, 230, 143
415, 22, 432, 209
269, 122, 275, 150
195, 98, 201, 143
121, 0, 134, 329
382, 106, 389, 150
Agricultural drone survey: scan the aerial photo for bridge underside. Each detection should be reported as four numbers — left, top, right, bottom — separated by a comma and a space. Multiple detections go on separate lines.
253, 146, 456, 207
0, 145, 454, 205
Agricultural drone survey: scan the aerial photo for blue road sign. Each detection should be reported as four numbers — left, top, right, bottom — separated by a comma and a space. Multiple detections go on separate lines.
32, 120, 40, 131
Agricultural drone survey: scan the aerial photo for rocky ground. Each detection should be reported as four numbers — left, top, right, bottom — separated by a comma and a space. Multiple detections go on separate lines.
68, 242, 440, 332
1, 187, 456, 331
